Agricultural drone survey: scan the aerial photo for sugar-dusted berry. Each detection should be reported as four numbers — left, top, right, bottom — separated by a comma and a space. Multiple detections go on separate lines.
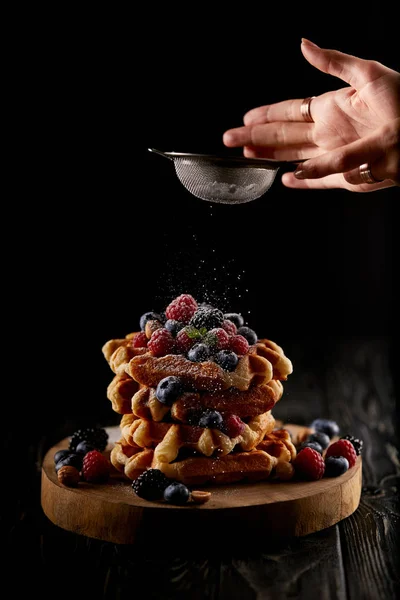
190, 306, 224, 330
325, 439, 357, 468
165, 294, 198, 323
176, 325, 203, 354
156, 376, 184, 405
204, 327, 230, 350
229, 334, 249, 355
223, 312, 244, 328
147, 328, 176, 357
131, 331, 148, 348
163, 482, 190, 505
237, 326, 258, 345
222, 319, 237, 336
293, 447, 325, 480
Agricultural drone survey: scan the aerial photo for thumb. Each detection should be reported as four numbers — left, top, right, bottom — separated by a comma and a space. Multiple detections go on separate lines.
301, 38, 376, 90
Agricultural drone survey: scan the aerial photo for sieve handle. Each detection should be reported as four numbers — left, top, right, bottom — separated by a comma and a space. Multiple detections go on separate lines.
148, 148, 175, 160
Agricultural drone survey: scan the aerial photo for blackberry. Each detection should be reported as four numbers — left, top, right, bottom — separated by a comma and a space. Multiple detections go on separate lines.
190, 307, 224, 330
69, 427, 109, 452
132, 468, 170, 500
341, 435, 363, 456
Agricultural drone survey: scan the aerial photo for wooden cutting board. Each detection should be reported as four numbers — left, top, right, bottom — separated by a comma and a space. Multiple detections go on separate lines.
41, 426, 362, 545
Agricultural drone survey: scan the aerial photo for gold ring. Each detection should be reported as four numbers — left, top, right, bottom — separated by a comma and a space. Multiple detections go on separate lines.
359, 163, 381, 184
300, 96, 315, 122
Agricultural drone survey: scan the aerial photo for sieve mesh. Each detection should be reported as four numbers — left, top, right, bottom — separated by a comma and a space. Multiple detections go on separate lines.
173, 157, 278, 204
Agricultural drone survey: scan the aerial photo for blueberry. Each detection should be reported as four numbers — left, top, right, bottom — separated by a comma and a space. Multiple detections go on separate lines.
76, 440, 96, 455
139, 311, 164, 331
164, 319, 184, 336
324, 456, 349, 477
155, 376, 184, 405
54, 449, 71, 464
223, 312, 244, 328
237, 326, 258, 345
308, 431, 330, 450
214, 350, 238, 371
198, 409, 223, 429
55, 452, 83, 473
163, 482, 190, 505
299, 441, 323, 455
187, 343, 211, 362
310, 418, 340, 439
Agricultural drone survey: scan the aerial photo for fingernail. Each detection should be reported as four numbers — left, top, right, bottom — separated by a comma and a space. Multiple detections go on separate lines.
301, 38, 319, 48
294, 168, 306, 179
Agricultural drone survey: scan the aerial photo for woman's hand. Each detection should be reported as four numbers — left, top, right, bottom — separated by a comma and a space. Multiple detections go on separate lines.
223, 39, 400, 191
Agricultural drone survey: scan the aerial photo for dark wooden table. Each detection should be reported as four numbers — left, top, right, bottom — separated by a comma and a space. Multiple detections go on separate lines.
3, 336, 398, 599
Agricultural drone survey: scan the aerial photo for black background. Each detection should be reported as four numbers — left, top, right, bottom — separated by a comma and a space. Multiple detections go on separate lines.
14, 13, 398, 441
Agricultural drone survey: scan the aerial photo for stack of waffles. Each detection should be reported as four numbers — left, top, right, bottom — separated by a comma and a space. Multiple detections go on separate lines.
103, 295, 296, 486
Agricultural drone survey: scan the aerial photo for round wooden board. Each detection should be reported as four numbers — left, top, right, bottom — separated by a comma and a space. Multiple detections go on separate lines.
41, 427, 362, 546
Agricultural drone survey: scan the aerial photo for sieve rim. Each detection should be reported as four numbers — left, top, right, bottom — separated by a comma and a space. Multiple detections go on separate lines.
148, 148, 304, 169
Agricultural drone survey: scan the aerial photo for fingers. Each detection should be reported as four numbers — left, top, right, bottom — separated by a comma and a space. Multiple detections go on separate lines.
243, 99, 309, 126
300, 38, 384, 90
243, 144, 320, 161
223, 122, 314, 151
292, 120, 400, 184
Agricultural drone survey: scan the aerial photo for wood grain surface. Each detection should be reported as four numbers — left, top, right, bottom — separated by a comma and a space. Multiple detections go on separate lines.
41, 432, 362, 544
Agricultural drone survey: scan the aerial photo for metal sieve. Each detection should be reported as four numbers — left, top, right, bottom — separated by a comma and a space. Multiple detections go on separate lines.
148, 148, 302, 204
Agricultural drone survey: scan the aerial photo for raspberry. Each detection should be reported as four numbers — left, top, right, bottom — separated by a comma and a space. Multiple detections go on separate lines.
325, 439, 357, 468
221, 414, 245, 438
165, 294, 198, 323
148, 328, 176, 357
132, 468, 170, 500
229, 334, 249, 355
341, 435, 363, 456
82, 450, 110, 483
131, 331, 148, 348
175, 326, 201, 353
293, 447, 325, 480
205, 328, 230, 350
222, 319, 237, 336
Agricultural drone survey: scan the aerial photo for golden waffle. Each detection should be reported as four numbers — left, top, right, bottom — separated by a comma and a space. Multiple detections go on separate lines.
251, 339, 293, 381
110, 440, 154, 480
103, 333, 292, 383
102, 334, 147, 375
131, 380, 283, 422
107, 374, 141, 414
126, 351, 273, 392
257, 428, 297, 463
111, 426, 296, 485
119, 411, 276, 460
153, 449, 278, 486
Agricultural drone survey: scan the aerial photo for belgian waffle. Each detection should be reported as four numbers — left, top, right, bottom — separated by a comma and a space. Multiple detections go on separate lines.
110, 426, 297, 485
119, 410, 276, 460
103, 334, 292, 391
131, 380, 283, 422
